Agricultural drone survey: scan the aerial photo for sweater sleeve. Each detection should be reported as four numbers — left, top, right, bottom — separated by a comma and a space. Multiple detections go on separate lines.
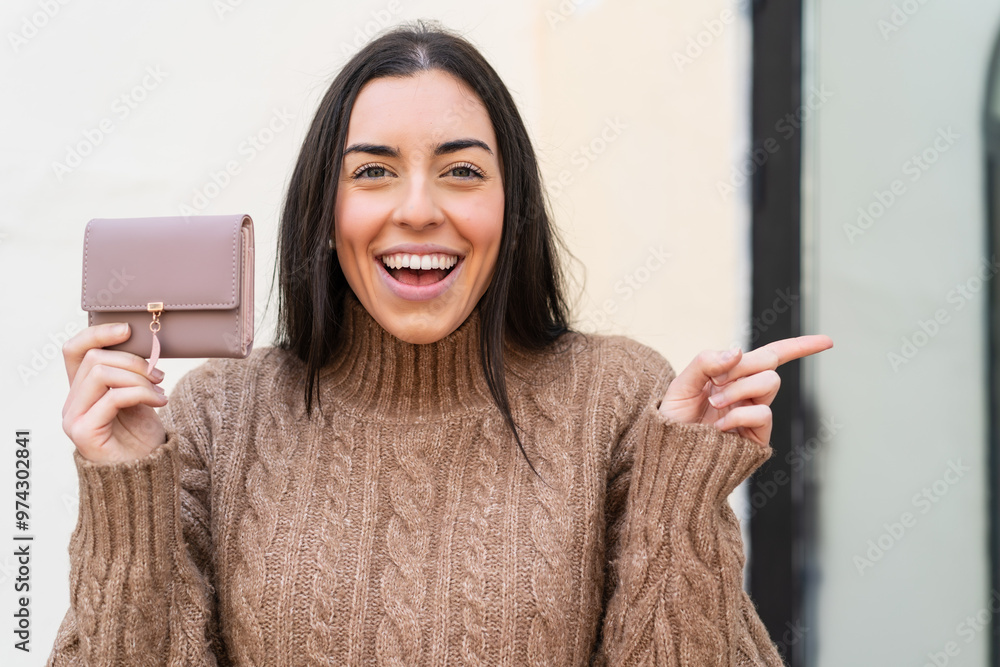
46, 363, 228, 666
593, 343, 786, 666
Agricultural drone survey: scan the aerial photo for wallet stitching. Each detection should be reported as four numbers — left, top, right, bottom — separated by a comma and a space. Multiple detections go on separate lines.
240, 220, 252, 353
82, 218, 240, 309
231, 222, 243, 353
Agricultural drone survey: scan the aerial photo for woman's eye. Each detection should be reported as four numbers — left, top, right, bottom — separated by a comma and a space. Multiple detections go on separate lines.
352, 164, 391, 180
446, 163, 484, 179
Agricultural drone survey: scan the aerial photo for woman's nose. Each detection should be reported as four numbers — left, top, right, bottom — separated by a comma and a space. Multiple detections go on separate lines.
392, 174, 443, 231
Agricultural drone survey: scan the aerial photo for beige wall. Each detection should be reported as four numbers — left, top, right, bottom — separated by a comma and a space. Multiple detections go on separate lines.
0, 1, 750, 660
530, 0, 752, 367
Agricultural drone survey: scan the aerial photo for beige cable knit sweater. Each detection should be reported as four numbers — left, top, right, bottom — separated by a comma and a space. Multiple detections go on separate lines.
47, 291, 785, 666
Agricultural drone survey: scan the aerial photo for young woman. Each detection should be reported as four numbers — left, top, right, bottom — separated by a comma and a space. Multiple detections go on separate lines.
50, 21, 831, 666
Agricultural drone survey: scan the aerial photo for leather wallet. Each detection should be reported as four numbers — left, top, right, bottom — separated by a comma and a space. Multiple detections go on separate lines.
81, 214, 254, 371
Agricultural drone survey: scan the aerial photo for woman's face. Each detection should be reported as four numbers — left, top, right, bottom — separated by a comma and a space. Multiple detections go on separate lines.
333, 69, 504, 344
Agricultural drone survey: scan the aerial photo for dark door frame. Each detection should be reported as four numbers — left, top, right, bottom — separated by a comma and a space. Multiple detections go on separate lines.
751, 7, 1000, 665
749, 1, 809, 665
984, 25, 1000, 667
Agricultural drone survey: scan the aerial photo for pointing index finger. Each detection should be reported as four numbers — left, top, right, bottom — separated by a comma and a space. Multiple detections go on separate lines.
712, 334, 833, 385
761, 334, 834, 367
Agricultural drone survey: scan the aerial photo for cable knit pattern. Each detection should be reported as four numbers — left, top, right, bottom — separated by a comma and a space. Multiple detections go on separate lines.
459, 413, 501, 667
526, 391, 574, 667
228, 387, 293, 665
376, 425, 435, 666
305, 424, 353, 665
48, 290, 786, 666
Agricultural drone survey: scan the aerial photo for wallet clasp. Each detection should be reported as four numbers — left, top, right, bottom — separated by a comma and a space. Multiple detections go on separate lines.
147, 302, 163, 332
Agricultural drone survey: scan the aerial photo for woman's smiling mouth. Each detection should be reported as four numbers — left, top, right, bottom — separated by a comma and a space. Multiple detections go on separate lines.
379, 252, 460, 286
374, 253, 466, 300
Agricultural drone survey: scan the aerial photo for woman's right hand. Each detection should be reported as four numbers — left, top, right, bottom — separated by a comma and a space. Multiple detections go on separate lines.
62, 322, 168, 465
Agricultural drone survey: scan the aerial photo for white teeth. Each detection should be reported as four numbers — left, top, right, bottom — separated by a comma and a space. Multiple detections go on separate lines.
379, 253, 459, 270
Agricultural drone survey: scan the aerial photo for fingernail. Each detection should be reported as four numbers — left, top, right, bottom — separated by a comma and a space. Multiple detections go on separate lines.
709, 393, 724, 408
117, 323, 129, 336
151, 368, 165, 381
153, 384, 166, 395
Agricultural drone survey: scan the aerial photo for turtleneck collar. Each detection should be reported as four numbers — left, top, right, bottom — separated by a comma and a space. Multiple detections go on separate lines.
318, 290, 500, 420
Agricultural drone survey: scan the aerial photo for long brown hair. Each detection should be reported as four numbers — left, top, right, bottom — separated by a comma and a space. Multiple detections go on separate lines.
273, 20, 575, 476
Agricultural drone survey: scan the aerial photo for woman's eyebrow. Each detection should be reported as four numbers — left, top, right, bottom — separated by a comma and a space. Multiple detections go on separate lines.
343, 139, 494, 159
434, 139, 493, 156
344, 143, 400, 158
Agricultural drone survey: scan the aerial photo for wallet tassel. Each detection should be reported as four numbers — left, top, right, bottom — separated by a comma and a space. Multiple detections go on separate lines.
147, 302, 162, 375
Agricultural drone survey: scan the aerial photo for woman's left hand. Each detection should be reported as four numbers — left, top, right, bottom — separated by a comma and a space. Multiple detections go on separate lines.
657, 335, 834, 446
